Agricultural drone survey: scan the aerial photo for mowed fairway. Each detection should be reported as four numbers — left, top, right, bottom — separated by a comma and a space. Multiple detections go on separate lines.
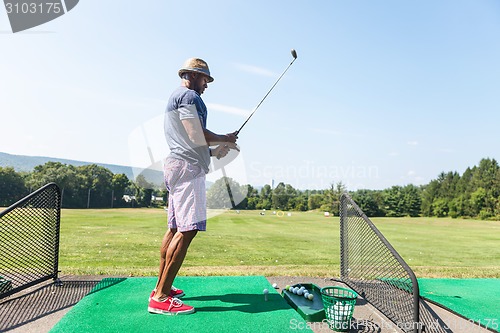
58, 209, 500, 278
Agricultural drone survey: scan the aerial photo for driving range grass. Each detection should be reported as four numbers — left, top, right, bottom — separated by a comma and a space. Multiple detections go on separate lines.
58, 209, 500, 278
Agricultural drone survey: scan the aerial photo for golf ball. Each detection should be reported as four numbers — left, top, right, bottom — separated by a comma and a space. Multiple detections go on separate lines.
285, 285, 290, 291
304, 292, 310, 299
272, 283, 278, 289
293, 287, 298, 294
303, 289, 309, 294
263, 288, 269, 294
297, 289, 303, 296
307, 293, 314, 301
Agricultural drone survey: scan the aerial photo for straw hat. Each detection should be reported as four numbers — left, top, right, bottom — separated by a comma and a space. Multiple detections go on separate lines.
178, 58, 214, 82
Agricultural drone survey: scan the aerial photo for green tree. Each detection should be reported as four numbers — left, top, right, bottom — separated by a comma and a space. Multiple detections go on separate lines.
495, 169, 500, 218
260, 184, 272, 201
246, 196, 259, 210
421, 180, 439, 217
308, 193, 323, 210
244, 185, 259, 210
321, 182, 346, 215
271, 182, 287, 209
402, 184, 422, 217
471, 158, 499, 191
79, 164, 114, 208
134, 174, 155, 207
28, 162, 78, 207
351, 189, 384, 217
469, 187, 487, 217
0, 167, 28, 206
112, 173, 131, 207
449, 195, 466, 218
289, 194, 308, 211
432, 198, 449, 217
457, 167, 474, 217
384, 186, 405, 217
257, 185, 272, 210
436, 171, 460, 201
206, 177, 245, 209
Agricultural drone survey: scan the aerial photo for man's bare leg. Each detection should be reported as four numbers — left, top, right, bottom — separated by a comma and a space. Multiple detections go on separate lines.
153, 229, 198, 300
154, 228, 177, 291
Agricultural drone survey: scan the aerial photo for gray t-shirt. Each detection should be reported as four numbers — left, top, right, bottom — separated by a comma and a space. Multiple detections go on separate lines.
165, 86, 210, 173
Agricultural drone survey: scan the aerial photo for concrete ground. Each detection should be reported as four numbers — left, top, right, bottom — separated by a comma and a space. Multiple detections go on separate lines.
0, 275, 493, 333
0, 275, 100, 333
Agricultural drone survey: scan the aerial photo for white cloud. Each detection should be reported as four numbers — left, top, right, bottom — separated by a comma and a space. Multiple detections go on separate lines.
401, 170, 426, 185
407, 141, 419, 146
233, 63, 277, 77
207, 103, 250, 117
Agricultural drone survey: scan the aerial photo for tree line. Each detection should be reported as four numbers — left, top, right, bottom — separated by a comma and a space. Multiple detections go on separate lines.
1, 158, 499, 220
0, 162, 166, 208
349, 158, 500, 220
206, 158, 500, 220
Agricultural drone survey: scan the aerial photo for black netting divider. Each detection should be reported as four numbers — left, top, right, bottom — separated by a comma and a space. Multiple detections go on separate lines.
0, 183, 61, 300
340, 193, 421, 333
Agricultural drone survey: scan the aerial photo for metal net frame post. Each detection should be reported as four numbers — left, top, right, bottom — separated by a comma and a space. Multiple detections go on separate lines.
0, 183, 61, 300
340, 193, 421, 333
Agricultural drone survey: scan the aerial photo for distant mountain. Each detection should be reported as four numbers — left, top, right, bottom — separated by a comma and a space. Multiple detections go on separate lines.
0, 151, 164, 187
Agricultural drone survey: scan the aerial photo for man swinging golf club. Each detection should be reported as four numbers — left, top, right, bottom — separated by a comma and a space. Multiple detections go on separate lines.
148, 58, 238, 315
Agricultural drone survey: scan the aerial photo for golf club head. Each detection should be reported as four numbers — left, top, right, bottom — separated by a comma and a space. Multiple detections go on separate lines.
236, 49, 297, 135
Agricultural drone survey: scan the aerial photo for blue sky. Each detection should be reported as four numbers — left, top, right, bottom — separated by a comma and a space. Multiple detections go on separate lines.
1, 0, 499, 190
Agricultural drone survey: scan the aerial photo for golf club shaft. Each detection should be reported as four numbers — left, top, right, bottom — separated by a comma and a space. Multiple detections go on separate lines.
236, 56, 297, 135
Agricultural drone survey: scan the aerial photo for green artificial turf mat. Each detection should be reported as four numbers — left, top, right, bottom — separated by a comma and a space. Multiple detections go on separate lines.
50, 276, 311, 333
419, 278, 500, 330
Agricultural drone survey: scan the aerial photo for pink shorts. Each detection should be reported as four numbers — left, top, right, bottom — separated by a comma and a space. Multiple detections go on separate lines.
164, 157, 206, 232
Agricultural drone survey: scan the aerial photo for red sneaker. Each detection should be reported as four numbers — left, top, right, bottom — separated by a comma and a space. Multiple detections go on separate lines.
148, 296, 195, 315
170, 286, 185, 298
149, 286, 185, 301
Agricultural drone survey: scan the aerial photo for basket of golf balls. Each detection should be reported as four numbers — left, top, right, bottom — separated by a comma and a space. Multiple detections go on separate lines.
285, 285, 314, 301
320, 286, 357, 332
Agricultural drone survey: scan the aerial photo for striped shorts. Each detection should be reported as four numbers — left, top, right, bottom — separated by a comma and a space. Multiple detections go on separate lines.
164, 157, 206, 232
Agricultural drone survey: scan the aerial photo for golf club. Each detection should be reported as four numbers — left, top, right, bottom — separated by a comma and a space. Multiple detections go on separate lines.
218, 49, 297, 209
235, 48, 298, 135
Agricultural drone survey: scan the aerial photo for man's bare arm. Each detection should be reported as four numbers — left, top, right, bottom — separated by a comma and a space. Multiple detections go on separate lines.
203, 128, 238, 145
181, 118, 207, 146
